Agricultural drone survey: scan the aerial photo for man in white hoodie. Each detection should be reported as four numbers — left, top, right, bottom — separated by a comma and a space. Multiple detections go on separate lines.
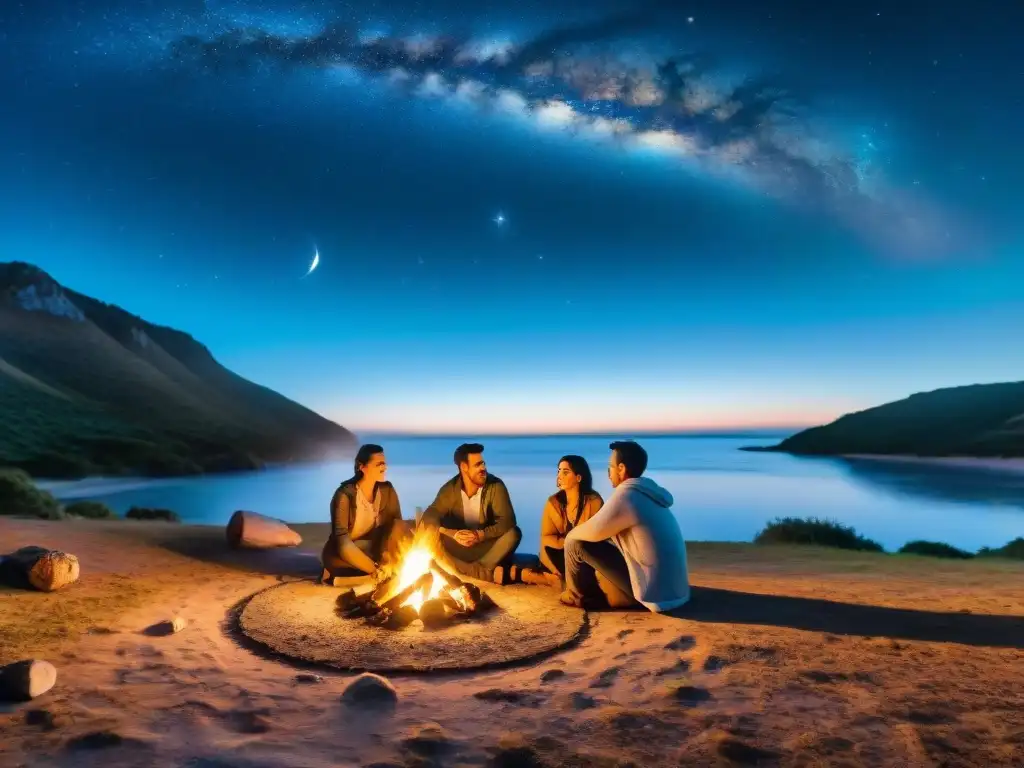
560, 440, 690, 613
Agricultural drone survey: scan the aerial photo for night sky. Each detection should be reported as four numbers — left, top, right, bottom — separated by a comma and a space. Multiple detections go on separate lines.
2, 0, 1022, 433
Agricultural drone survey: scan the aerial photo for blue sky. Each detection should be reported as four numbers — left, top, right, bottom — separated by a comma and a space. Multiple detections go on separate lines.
1, 0, 1021, 432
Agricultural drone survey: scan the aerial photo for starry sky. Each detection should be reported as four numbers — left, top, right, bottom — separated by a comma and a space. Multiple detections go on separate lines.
1, 0, 1022, 433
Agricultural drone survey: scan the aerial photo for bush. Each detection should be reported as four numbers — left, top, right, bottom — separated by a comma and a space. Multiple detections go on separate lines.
125, 506, 180, 523
754, 517, 884, 552
897, 540, 974, 559
65, 500, 117, 519
0, 468, 64, 520
977, 537, 1024, 560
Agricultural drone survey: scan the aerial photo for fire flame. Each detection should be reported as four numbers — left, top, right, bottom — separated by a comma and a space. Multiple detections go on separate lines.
394, 537, 445, 612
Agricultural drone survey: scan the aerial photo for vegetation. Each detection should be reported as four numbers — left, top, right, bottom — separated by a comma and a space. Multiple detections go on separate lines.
64, 500, 117, 519
746, 381, 1024, 457
897, 540, 974, 559
754, 517, 885, 552
0, 468, 63, 519
0, 261, 356, 479
977, 537, 1024, 560
125, 506, 180, 522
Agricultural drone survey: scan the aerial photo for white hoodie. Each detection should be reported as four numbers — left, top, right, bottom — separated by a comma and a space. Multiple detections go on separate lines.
566, 476, 690, 612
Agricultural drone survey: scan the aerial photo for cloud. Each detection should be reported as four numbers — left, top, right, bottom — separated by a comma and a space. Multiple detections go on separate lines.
164, 13, 955, 257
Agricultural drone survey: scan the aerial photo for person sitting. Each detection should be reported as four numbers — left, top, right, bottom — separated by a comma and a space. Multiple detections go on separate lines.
321, 443, 410, 582
417, 442, 522, 584
520, 455, 604, 587
559, 440, 690, 612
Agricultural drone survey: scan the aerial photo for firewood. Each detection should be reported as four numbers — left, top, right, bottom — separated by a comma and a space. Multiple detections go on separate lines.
0, 547, 79, 592
335, 590, 358, 612
365, 604, 417, 629
381, 572, 433, 612
430, 561, 466, 590
419, 598, 448, 629
371, 576, 395, 603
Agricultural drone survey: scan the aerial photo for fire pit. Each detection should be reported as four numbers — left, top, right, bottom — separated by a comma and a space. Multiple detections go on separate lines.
335, 534, 495, 630
235, 533, 588, 673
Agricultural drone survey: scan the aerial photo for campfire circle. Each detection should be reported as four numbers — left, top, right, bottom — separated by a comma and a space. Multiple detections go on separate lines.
236, 533, 587, 673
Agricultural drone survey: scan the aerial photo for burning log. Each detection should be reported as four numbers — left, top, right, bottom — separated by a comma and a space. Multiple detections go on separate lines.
365, 604, 418, 629
419, 598, 448, 629
371, 576, 395, 603
335, 589, 380, 618
380, 572, 433, 612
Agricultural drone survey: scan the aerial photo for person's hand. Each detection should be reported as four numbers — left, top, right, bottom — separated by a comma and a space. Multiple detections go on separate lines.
453, 529, 477, 547
473, 530, 486, 544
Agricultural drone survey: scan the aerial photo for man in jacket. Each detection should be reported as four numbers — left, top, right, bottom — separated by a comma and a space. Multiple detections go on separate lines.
418, 442, 522, 583
560, 440, 690, 612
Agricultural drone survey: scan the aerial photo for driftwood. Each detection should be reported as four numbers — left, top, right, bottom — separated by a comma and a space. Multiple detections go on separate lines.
0, 547, 80, 592
225, 510, 302, 549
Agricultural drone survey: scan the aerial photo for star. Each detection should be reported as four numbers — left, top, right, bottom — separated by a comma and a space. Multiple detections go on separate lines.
687, 16, 694, 24
493, 212, 505, 226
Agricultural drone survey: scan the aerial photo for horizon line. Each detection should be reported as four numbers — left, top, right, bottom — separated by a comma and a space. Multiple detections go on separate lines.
350, 426, 805, 439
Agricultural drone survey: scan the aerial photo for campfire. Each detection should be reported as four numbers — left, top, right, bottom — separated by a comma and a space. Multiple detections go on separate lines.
334, 532, 494, 630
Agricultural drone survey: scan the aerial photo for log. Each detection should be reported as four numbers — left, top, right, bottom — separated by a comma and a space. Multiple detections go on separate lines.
0, 547, 80, 592
419, 598, 449, 629
0, 660, 57, 702
371, 576, 396, 603
225, 511, 302, 549
381, 572, 433, 612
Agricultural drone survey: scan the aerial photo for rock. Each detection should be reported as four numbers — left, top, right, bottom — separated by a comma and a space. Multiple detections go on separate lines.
540, 669, 565, 683
340, 673, 398, 708
570, 692, 598, 710
418, 598, 448, 629
0, 660, 58, 701
24, 708, 57, 730
170, 616, 187, 633
295, 673, 323, 684
145, 617, 187, 636
225, 510, 302, 549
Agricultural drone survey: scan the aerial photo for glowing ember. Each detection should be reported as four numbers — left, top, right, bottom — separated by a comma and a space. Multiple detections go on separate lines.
394, 539, 444, 612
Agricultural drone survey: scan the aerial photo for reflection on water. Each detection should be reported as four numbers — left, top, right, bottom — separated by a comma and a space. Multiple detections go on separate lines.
42, 435, 1024, 553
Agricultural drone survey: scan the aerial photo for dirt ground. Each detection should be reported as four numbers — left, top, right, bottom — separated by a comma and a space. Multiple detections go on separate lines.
2, 517, 1023, 767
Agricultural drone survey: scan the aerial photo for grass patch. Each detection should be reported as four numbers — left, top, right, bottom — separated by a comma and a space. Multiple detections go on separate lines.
0, 575, 153, 665
0, 467, 63, 519
65, 500, 117, 519
978, 537, 1024, 560
898, 540, 974, 559
754, 517, 884, 553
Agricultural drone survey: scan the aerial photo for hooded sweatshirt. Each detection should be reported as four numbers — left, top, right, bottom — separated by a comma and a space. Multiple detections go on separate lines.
565, 476, 689, 612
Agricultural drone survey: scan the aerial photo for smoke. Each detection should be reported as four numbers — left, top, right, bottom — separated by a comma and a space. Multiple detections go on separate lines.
164, 13, 952, 256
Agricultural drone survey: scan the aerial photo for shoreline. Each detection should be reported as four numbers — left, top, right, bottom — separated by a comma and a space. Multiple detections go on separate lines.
843, 453, 1024, 474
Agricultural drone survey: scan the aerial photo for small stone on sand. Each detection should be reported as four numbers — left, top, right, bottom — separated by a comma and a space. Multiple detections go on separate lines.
170, 616, 187, 633
540, 669, 565, 683
0, 659, 57, 701
340, 673, 398, 708
295, 673, 323, 684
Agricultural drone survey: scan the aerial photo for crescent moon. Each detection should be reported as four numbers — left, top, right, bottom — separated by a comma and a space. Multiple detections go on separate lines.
304, 248, 320, 277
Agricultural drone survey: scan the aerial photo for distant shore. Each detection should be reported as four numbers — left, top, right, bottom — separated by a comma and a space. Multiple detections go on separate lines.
843, 454, 1024, 474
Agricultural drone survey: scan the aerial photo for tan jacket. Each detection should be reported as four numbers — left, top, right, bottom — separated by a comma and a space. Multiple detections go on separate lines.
540, 491, 603, 551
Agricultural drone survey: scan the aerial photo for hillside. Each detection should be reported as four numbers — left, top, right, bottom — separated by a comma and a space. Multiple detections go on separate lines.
0, 261, 356, 478
748, 381, 1024, 457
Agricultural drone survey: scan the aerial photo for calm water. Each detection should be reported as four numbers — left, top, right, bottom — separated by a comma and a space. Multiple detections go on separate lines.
41, 434, 1024, 552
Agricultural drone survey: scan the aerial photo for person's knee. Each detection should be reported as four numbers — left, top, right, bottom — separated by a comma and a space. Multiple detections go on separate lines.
507, 525, 522, 548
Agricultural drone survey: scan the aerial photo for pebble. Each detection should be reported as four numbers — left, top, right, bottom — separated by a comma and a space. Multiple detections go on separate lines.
0, 660, 57, 702
340, 673, 398, 708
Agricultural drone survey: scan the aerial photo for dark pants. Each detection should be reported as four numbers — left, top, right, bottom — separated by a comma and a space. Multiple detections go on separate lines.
419, 509, 522, 582
564, 539, 634, 605
539, 545, 566, 578
321, 518, 410, 578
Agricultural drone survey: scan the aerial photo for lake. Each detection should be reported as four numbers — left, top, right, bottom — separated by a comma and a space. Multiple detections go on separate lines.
41, 434, 1024, 552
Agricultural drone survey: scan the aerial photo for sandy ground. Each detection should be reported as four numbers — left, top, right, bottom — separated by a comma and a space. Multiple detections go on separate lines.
843, 454, 1024, 474
2, 518, 1024, 768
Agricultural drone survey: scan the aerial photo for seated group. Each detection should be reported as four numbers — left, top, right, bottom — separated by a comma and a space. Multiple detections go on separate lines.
321, 440, 690, 612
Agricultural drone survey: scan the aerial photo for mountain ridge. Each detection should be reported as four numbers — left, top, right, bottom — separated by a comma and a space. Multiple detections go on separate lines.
0, 261, 356, 478
746, 380, 1024, 457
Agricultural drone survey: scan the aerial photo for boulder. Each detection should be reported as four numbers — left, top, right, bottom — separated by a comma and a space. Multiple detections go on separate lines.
0, 547, 80, 592
0, 660, 57, 701
340, 673, 398, 708
226, 510, 302, 549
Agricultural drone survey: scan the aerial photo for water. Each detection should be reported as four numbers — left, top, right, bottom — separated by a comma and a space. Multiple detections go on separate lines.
41, 434, 1024, 552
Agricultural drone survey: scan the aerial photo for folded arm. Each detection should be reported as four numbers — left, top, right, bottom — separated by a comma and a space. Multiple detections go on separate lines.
565, 494, 635, 544
540, 500, 565, 550
331, 492, 377, 573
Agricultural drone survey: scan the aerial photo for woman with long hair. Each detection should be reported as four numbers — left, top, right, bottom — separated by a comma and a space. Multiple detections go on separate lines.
320, 443, 410, 583
520, 454, 604, 586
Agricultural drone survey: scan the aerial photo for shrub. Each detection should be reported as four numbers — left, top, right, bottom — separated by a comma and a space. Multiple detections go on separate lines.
977, 537, 1024, 560
0, 468, 64, 520
65, 500, 117, 519
125, 506, 180, 523
754, 517, 884, 552
897, 540, 974, 559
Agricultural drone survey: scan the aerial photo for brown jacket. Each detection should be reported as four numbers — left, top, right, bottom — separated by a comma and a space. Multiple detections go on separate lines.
329, 478, 402, 543
540, 490, 603, 551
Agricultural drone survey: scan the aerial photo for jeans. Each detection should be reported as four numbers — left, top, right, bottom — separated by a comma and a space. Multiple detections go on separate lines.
539, 544, 566, 578
419, 509, 522, 582
321, 518, 410, 577
564, 538, 633, 604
